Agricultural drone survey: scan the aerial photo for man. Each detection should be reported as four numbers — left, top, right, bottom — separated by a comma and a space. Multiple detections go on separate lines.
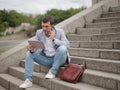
19, 16, 70, 88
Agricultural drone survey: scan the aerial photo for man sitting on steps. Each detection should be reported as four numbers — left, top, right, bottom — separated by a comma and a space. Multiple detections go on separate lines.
19, 16, 70, 88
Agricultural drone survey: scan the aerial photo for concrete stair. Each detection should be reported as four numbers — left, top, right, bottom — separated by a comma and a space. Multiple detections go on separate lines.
67, 33, 120, 41
93, 17, 120, 23
1, 6, 120, 90
7, 66, 109, 90
70, 41, 120, 49
85, 21, 120, 28
109, 6, 120, 12
76, 27, 120, 35
69, 48, 120, 60
102, 11, 120, 18
67, 5, 120, 90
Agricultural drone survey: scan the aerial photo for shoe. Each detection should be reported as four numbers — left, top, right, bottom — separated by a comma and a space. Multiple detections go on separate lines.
45, 70, 55, 79
19, 79, 32, 88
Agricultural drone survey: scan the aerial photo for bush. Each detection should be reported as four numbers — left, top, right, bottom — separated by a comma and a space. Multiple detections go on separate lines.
0, 33, 4, 37
0, 22, 9, 32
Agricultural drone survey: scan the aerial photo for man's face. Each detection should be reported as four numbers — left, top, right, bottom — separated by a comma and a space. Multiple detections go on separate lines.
41, 21, 52, 36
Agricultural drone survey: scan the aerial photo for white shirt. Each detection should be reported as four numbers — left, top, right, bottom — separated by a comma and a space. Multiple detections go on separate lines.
44, 37, 56, 56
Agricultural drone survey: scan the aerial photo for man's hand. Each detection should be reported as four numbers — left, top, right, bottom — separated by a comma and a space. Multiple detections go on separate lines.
49, 30, 55, 40
27, 45, 36, 52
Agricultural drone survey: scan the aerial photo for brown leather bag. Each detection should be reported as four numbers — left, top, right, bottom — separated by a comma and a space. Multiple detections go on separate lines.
58, 64, 85, 83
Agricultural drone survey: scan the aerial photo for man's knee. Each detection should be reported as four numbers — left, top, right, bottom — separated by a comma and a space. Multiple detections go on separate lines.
26, 51, 33, 58
57, 45, 67, 53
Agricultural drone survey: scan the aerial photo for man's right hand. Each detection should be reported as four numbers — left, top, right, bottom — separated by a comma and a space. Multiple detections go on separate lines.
27, 45, 36, 52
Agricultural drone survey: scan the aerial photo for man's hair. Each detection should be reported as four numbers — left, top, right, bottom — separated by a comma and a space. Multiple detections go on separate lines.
42, 16, 54, 25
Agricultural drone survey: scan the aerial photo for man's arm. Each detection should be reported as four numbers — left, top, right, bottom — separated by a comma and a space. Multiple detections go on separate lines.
53, 29, 69, 48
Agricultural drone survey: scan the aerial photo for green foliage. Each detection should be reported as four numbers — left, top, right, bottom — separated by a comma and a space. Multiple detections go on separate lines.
0, 22, 9, 32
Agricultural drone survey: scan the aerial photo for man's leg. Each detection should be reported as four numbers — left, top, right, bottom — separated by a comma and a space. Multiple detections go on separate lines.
24, 51, 35, 81
50, 45, 67, 74
20, 50, 53, 88
24, 51, 52, 81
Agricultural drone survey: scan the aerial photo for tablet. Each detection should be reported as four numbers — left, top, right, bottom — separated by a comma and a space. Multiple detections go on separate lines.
28, 40, 44, 49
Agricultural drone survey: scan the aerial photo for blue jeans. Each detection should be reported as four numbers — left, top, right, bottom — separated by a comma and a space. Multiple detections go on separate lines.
24, 45, 67, 81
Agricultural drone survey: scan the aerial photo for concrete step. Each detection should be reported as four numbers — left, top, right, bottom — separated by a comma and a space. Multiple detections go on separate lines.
67, 34, 91, 41
0, 74, 48, 90
81, 69, 120, 90
70, 56, 120, 74
75, 28, 101, 35
8, 66, 109, 90
93, 17, 120, 23
0, 85, 7, 90
85, 21, 120, 28
20, 55, 120, 76
76, 27, 120, 35
70, 41, 120, 49
69, 48, 120, 60
102, 11, 120, 18
109, 6, 120, 12
67, 33, 120, 41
